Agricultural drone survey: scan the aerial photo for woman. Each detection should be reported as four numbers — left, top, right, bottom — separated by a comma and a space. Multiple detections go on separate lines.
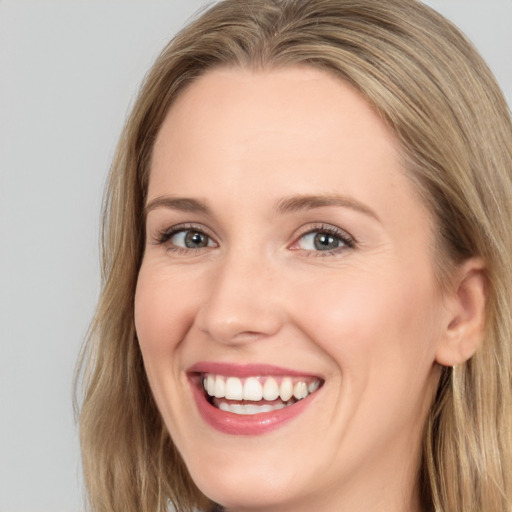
76, 1, 512, 511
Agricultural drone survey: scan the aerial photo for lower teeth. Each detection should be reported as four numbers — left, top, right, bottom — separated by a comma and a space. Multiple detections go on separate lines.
214, 399, 295, 415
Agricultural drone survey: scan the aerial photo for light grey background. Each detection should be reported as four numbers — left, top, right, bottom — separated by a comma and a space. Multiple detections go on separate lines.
0, 1, 510, 511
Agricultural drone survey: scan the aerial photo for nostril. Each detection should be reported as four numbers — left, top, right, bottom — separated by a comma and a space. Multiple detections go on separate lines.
196, 304, 285, 345
193, 259, 285, 344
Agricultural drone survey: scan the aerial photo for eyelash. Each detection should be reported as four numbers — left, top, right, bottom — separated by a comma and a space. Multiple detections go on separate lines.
154, 223, 214, 254
153, 223, 356, 256
292, 224, 355, 257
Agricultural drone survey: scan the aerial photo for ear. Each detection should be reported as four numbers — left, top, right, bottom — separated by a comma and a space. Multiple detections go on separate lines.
435, 258, 487, 367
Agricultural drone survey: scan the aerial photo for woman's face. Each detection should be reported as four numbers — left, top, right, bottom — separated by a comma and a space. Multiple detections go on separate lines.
135, 66, 448, 512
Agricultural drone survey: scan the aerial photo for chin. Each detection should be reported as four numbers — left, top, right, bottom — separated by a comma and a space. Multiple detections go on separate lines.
193, 466, 304, 512
176, 428, 337, 512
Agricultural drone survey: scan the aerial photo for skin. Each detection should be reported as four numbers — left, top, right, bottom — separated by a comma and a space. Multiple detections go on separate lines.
134, 66, 484, 512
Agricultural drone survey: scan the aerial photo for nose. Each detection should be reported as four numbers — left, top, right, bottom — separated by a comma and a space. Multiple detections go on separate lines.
195, 252, 285, 346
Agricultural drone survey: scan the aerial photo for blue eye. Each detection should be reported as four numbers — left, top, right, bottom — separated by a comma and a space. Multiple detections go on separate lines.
295, 227, 354, 253
299, 232, 342, 251
171, 230, 214, 249
156, 226, 216, 250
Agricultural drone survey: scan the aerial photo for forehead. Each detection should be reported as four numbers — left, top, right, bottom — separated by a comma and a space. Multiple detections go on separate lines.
154, 66, 397, 155
152, 67, 399, 187
149, 66, 429, 230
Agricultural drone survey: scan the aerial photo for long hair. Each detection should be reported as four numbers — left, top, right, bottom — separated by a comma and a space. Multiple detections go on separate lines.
75, 1, 512, 511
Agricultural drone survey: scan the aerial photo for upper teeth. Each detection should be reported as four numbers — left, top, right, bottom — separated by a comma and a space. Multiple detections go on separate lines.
203, 375, 321, 402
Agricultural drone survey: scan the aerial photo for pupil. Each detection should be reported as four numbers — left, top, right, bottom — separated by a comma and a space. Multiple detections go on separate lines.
314, 233, 338, 250
185, 231, 207, 248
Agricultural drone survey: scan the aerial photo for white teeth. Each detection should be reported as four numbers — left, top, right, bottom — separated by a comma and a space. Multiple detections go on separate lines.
217, 401, 287, 415
280, 377, 293, 402
202, 374, 322, 403
308, 380, 320, 393
293, 381, 308, 400
214, 375, 226, 398
225, 377, 243, 400
262, 377, 280, 401
206, 375, 216, 396
243, 377, 263, 401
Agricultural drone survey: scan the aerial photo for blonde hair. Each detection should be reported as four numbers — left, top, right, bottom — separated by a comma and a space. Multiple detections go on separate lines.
75, 1, 512, 511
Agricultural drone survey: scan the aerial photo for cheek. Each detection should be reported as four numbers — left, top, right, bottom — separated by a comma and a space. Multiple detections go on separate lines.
134, 263, 198, 358
291, 267, 442, 437
288, 266, 441, 378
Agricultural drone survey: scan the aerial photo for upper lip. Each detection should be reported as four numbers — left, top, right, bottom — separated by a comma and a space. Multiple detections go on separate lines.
187, 362, 322, 379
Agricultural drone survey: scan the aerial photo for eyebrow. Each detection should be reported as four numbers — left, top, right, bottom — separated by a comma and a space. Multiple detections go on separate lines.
274, 194, 380, 222
144, 196, 211, 217
144, 193, 380, 222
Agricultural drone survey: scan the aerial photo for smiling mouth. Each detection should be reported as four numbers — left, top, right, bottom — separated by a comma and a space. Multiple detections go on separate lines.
202, 374, 323, 415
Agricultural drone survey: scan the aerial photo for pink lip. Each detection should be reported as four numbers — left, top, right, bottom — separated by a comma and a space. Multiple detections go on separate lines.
188, 361, 318, 378
188, 362, 321, 436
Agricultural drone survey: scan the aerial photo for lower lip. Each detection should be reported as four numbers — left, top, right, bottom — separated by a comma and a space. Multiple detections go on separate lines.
190, 377, 317, 435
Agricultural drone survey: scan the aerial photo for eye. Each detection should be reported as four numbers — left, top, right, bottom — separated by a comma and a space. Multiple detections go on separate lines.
155, 225, 217, 251
291, 225, 355, 254
171, 230, 214, 249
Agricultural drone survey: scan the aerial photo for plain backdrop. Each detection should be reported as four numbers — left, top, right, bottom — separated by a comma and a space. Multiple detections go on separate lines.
0, 1, 510, 511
